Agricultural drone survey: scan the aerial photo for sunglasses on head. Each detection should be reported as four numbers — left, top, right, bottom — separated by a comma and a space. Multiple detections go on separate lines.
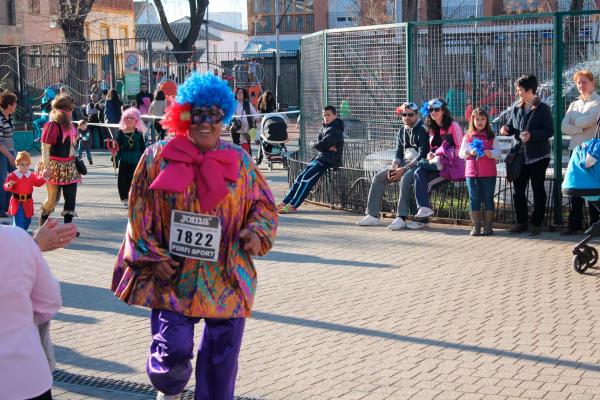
192, 107, 223, 125
401, 112, 416, 117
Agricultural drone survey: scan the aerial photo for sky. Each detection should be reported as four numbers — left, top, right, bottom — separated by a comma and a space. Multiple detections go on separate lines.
160, 0, 248, 26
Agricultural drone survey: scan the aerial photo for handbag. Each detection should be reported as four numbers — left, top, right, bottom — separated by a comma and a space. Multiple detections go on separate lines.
229, 118, 242, 134
505, 144, 524, 182
74, 156, 87, 175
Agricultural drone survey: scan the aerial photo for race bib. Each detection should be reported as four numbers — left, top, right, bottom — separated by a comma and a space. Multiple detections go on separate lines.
169, 210, 222, 262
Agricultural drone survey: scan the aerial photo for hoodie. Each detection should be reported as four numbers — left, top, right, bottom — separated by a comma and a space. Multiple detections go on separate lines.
311, 118, 345, 169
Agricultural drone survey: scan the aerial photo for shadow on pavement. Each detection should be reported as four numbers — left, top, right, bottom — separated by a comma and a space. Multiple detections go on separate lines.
61, 282, 149, 318
54, 311, 99, 324
54, 345, 137, 373
252, 311, 600, 373
260, 250, 397, 269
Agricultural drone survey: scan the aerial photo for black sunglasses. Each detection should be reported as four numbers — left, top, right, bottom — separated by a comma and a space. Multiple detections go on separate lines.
429, 107, 442, 113
401, 112, 416, 117
192, 108, 223, 125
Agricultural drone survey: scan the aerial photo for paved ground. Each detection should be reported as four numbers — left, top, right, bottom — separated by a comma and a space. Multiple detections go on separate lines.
26, 148, 600, 400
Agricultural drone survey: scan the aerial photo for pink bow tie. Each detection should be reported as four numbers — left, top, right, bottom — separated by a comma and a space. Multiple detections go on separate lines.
149, 136, 239, 212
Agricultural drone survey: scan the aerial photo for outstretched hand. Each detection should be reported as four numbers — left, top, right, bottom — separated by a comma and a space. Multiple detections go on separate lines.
34, 219, 78, 252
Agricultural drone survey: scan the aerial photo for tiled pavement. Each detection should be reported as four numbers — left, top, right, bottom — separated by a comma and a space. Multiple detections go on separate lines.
32, 150, 600, 400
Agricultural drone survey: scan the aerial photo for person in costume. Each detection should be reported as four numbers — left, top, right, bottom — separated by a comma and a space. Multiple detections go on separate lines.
38, 94, 81, 226
111, 72, 278, 400
3, 151, 49, 230
114, 108, 146, 207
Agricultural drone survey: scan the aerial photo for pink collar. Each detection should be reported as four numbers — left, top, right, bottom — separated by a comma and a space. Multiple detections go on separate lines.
149, 136, 240, 212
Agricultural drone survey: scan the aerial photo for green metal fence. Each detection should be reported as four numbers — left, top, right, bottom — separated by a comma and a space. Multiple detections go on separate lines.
296, 10, 600, 226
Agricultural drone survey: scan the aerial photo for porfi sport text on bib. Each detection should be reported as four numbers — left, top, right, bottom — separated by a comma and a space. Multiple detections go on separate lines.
169, 210, 222, 262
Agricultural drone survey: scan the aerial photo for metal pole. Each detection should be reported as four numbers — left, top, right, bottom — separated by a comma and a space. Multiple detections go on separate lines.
552, 12, 564, 226
275, 0, 280, 106
406, 23, 412, 101
205, 2, 210, 74
147, 38, 153, 93
108, 39, 116, 89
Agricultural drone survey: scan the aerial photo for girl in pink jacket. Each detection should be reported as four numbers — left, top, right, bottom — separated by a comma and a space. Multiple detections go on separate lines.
459, 108, 501, 236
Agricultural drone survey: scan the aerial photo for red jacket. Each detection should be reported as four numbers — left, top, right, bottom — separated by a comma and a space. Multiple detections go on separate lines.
3, 171, 46, 218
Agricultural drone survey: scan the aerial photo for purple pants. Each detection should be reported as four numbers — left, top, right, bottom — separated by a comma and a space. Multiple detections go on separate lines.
147, 309, 246, 400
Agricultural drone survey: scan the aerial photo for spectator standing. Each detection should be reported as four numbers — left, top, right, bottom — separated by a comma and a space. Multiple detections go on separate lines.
149, 90, 168, 141
278, 106, 344, 214
85, 92, 101, 149
233, 88, 260, 154
0, 90, 17, 218
114, 108, 146, 207
257, 90, 277, 114
77, 120, 93, 165
560, 69, 600, 235
459, 108, 500, 236
356, 102, 430, 230
105, 89, 123, 143
500, 74, 554, 236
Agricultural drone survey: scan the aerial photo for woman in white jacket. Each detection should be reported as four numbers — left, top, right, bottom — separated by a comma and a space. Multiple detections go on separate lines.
561, 69, 600, 234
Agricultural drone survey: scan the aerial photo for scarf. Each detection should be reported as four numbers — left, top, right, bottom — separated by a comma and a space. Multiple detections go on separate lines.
149, 136, 239, 212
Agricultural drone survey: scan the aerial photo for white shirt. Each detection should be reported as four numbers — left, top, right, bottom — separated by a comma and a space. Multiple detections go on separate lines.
0, 226, 61, 400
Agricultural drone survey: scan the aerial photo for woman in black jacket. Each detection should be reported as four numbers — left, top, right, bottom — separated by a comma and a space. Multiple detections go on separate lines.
500, 74, 554, 236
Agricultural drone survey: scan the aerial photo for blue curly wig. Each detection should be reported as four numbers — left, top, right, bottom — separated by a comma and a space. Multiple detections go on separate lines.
175, 72, 236, 124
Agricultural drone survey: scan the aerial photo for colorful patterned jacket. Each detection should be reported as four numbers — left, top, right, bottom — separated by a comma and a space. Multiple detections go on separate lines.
111, 139, 278, 318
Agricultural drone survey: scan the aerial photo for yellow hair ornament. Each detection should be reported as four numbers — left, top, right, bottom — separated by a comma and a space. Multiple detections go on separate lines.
180, 111, 191, 121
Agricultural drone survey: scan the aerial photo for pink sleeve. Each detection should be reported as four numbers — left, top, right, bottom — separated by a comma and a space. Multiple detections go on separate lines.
41, 122, 59, 145
451, 122, 464, 152
30, 241, 62, 324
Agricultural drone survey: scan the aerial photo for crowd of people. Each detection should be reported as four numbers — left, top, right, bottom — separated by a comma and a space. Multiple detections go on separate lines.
4, 67, 600, 400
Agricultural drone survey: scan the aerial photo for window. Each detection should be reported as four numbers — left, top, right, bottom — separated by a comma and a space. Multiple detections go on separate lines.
263, 0, 273, 13
253, 0, 260, 13
48, 0, 58, 15
0, 0, 15, 25
29, 46, 41, 68
295, 0, 304, 12
50, 48, 61, 68
306, 14, 314, 32
119, 26, 128, 38
305, 0, 313, 12
295, 15, 304, 32
100, 24, 110, 39
283, 15, 293, 32
29, 0, 40, 14
84, 23, 90, 40
257, 15, 273, 33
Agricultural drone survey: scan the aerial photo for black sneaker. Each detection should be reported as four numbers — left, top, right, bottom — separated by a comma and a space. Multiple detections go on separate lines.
88, 159, 93, 165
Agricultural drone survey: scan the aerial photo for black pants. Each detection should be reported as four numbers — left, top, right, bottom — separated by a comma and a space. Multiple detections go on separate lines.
28, 389, 52, 399
118, 162, 136, 201
154, 120, 166, 140
568, 196, 600, 229
231, 131, 240, 145
513, 158, 550, 226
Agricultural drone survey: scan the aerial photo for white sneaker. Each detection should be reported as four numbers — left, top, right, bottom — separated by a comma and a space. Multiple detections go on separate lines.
387, 217, 407, 230
156, 392, 181, 400
356, 215, 380, 226
406, 221, 428, 230
415, 207, 434, 218
122, 199, 128, 208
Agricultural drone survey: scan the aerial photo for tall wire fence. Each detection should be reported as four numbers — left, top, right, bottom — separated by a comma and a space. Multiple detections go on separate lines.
0, 39, 300, 129
296, 10, 600, 225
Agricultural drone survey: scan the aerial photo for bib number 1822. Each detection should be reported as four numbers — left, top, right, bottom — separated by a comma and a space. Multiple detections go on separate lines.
176, 229, 213, 247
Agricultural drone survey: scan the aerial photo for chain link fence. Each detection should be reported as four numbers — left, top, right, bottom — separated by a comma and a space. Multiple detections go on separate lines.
295, 10, 600, 226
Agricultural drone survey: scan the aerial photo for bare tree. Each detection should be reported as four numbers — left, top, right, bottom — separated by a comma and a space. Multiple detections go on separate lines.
154, 0, 208, 65
349, 0, 393, 26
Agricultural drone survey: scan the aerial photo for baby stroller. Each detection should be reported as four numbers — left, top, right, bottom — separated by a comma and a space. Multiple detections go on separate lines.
254, 113, 289, 171
562, 137, 600, 273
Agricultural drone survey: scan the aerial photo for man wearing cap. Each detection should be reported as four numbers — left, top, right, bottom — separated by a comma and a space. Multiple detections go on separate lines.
111, 73, 278, 400
356, 102, 430, 230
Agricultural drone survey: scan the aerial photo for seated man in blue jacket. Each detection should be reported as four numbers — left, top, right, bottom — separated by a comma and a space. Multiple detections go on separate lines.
278, 105, 344, 213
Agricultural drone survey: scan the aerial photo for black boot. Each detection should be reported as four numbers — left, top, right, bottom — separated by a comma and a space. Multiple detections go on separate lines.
39, 213, 49, 226
63, 213, 73, 224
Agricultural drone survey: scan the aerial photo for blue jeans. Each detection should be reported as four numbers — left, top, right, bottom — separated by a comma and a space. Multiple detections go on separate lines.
13, 203, 31, 230
414, 166, 446, 209
78, 142, 92, 161
466, 177, 496, 211
0, 149, 16, 214
283, 160, 328, 208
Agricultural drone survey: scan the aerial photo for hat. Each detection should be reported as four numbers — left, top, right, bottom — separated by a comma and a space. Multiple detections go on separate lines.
395, 102, 419, 115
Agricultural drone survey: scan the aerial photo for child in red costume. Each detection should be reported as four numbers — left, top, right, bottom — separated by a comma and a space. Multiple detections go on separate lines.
3, 151, 49, 230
